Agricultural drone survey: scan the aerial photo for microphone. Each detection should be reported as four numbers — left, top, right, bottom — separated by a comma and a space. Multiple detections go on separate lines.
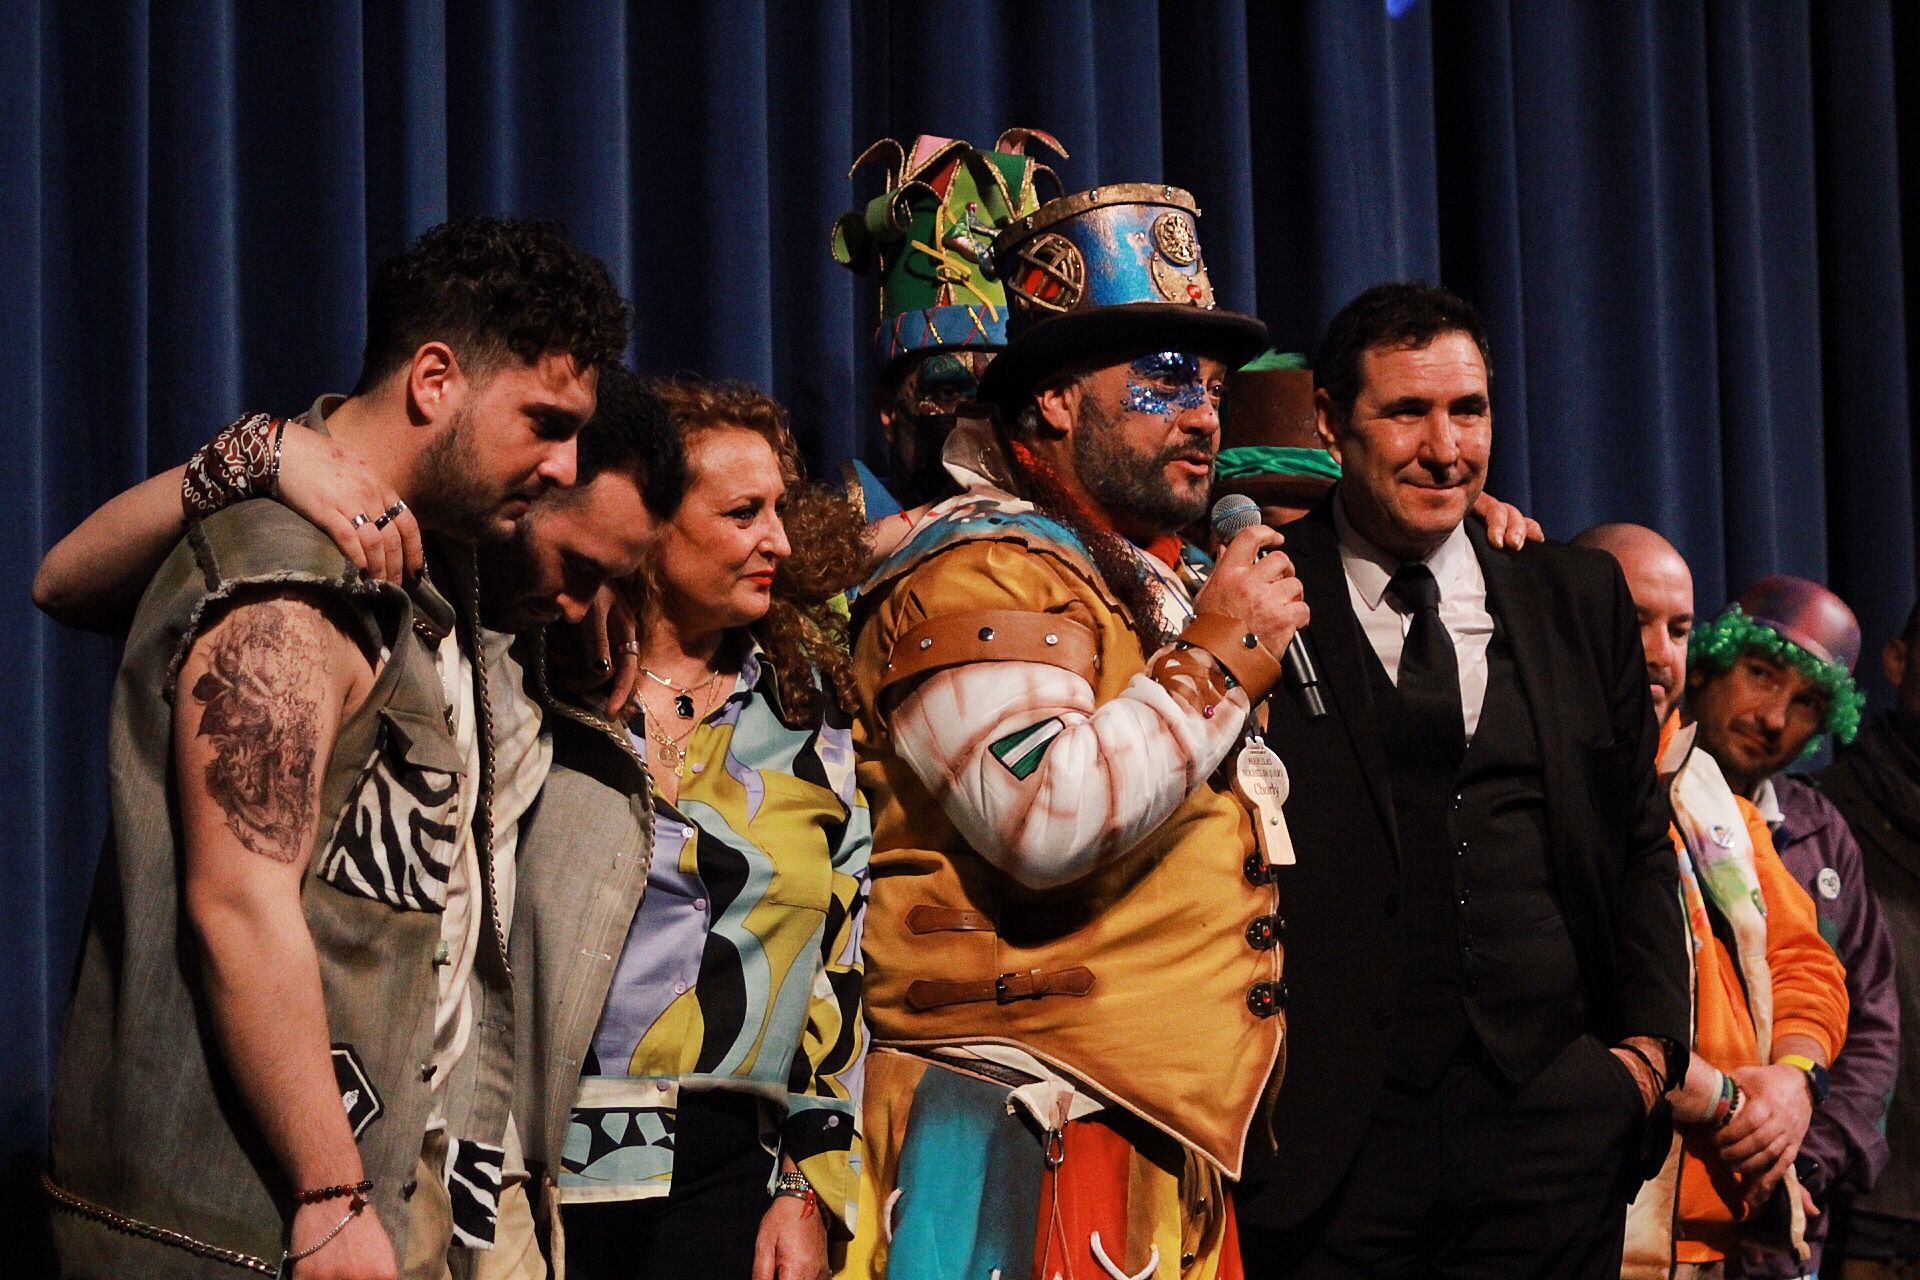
1210, 494, 1328, 720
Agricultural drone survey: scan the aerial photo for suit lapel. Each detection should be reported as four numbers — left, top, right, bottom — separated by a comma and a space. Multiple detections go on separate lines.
1285, 497, 1401, 858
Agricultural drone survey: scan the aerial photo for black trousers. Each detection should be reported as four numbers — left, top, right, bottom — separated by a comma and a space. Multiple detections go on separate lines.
560, 1090, 774, 1280
1241, 1033, 1644, 1280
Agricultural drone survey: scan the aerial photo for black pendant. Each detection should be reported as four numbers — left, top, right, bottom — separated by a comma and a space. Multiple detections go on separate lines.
675, 693, 696, 719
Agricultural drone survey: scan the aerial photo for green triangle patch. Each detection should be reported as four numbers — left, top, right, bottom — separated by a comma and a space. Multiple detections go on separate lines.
988, 718, 1065, 781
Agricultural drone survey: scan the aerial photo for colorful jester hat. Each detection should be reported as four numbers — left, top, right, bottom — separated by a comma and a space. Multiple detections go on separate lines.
832, 129, 1067, 376
1691, 574, 1867, 747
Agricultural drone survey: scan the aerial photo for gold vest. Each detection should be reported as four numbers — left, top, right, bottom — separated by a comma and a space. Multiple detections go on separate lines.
851, 514, 1284, 1178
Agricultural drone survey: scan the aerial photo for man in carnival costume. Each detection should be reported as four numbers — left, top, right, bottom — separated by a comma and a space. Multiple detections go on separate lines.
832, 129, 1064, 554
1816, 598, 1920, 1278
1685, 575, 1896, 1279
839, 183, 1297, 1280
1576, 531, 1855, 1280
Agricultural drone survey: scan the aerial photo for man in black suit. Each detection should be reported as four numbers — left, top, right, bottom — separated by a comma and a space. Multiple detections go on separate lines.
1234, 283, 1690, 1279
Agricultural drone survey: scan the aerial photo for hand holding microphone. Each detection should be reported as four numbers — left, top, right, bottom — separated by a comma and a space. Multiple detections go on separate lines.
1203, 494, 1326, 719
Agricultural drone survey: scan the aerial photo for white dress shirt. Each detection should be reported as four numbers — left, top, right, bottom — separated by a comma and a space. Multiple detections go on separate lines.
1333, 499, 1496, 742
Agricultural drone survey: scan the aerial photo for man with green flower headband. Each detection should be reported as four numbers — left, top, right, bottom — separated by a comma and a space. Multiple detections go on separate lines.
1685, 574, 1899, 1280
1688, 575, 1869, 778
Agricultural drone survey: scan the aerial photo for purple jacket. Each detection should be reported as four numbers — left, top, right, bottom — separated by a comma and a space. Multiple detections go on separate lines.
1738, 774, 1900, 1278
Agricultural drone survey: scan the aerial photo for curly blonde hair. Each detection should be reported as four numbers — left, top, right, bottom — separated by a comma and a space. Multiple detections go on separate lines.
639, 376, 868, 728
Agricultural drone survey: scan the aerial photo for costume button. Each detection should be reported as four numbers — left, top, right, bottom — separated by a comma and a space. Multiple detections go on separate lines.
1245, 916, 1281, 950
673, 981, 688, 995
1452, 792, 1464, 810
693, 898, 708, 911
1455, 841, 1468, 858
1243, 853, 1275, 886
401, 1177, 418, 1200
419, 1062, 435, 1083
1246, 982, 1283, 1018
1456, 889, 1470, 908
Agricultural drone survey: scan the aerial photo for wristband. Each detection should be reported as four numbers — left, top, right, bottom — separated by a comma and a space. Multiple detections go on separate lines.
183, 413, 284, 520
1705, 1070, 1736, 1127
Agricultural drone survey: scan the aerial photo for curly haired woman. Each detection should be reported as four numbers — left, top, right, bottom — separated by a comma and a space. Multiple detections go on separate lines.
550, 378, 872, 1280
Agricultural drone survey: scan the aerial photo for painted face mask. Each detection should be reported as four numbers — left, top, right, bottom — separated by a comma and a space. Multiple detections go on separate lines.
1125, 351, 1213, 416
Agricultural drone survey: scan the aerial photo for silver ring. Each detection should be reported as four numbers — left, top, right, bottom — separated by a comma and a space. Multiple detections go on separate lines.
349, 512, 371, 529
373, 501, 406, 531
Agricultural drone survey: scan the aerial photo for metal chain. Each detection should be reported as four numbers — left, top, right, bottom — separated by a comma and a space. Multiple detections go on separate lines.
464, 547, 508, 979
42, 1172, 275, 1275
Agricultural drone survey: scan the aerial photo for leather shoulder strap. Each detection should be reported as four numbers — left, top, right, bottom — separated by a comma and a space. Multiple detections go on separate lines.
879, 609, 1099, 700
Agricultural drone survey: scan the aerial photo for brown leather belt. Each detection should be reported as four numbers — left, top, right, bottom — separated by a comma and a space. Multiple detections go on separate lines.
905, 966, 1096, 1011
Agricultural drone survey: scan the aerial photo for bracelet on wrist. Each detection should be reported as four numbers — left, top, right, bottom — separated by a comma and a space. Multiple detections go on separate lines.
281, 1189, 368, 1269
1615, 1041, 1667, 1097
1705, 1071, 1736, 1127
1715, 1077, 1746, 1130
294, 1177, 373, 1206
772, 1170, 818, 1212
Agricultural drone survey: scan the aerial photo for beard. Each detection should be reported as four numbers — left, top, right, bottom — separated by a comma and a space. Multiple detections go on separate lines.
412, 405, 516, 543
1071, 393, 1211, 535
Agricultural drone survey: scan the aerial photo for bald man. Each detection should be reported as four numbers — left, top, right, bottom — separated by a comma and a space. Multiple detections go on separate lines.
1577, 524, 1847, 1280
1575, 524, 1694, 724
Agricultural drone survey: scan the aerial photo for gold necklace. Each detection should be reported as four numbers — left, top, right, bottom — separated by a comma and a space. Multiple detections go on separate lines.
642, 677, 720, 774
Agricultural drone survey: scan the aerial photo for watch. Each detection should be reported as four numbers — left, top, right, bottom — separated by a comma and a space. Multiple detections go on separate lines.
1779, 1054, 1830, 1106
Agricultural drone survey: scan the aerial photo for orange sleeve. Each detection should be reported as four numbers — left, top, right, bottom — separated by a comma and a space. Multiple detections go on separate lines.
1747, 799, 1849, 1061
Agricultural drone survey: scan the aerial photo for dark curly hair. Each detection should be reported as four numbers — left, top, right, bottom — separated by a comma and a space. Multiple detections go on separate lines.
355, 216, 630, 392
575, 366, 686, 515
636, 376, 869, 728
1315, 281, 1490, 427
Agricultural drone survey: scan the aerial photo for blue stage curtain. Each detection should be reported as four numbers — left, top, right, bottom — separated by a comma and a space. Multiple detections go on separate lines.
4, 2, 1916, 1270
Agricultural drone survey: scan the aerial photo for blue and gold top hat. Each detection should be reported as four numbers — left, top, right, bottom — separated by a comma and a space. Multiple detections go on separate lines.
977, 183, 1269, 407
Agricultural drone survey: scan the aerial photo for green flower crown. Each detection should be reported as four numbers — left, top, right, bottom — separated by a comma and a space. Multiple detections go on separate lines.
1688, 605, 1864, 750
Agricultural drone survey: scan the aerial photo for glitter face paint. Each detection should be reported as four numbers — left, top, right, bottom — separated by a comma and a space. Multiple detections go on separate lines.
1124, 351, 1212, 416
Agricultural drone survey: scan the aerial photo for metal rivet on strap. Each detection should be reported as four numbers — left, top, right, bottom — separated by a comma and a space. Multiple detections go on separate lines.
1045, 633, 1059, 645
979, 626, 995, 641
1243, 633, 1258, 649
919, 637, 933, 651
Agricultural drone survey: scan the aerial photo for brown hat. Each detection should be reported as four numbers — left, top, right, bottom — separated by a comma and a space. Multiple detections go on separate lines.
1214, 363, 1340, 511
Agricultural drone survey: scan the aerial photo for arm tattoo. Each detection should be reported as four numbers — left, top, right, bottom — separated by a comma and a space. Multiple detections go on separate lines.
191, 602, 333, 862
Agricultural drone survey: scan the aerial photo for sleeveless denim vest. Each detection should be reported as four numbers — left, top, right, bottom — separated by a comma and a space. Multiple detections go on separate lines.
48, 502, 514, 1277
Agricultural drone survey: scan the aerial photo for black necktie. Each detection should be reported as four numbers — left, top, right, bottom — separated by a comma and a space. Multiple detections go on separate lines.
1386, 563, 1466, 765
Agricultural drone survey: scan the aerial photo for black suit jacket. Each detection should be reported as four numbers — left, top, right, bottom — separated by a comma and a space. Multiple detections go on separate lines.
1235, 492, 1688, 1229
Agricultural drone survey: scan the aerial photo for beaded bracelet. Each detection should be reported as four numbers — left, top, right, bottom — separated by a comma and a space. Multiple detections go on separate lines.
1714, 1077, 1746, 1130
1705, 1071, 1737, 1127
294, 1177, 373, 1206
773, 1171, 819, 1215
182, 413, 284, 520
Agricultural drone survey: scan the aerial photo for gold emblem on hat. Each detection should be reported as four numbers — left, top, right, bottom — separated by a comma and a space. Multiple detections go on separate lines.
1152, 211, 1199, 266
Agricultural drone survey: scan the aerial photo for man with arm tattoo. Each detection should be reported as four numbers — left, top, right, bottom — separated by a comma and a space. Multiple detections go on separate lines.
44, 216, 631, 1280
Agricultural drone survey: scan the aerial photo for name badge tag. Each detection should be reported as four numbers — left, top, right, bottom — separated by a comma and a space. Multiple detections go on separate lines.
1235, 736, 1295, 866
